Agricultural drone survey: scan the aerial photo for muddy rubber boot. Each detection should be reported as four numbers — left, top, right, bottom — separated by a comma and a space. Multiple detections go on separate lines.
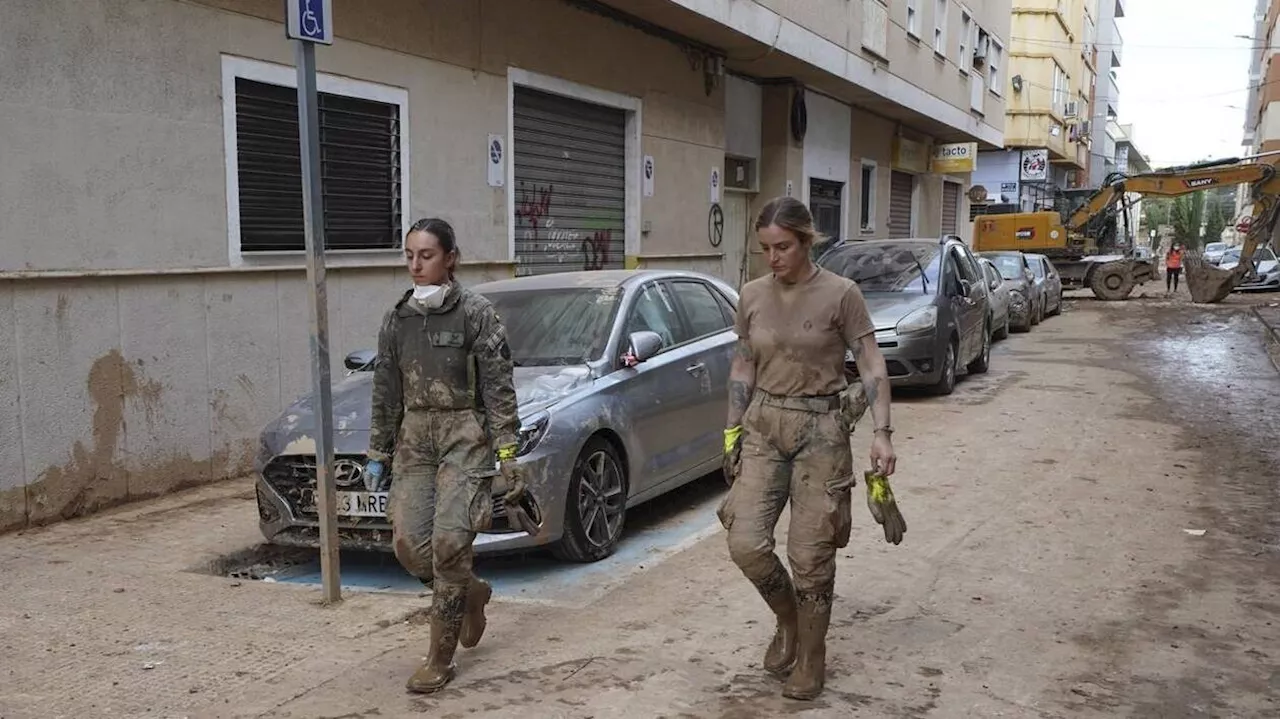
751, 563, 798, 676
459, 576, 492, 649
782, 590, 833, 701
406, 586, 465, 694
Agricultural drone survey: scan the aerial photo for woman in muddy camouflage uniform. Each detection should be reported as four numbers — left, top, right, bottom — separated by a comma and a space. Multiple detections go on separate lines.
364, 217, 527, 695
719, 196, 901, 700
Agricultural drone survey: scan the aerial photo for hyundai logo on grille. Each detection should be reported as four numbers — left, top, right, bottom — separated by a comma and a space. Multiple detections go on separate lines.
333, 459, 365, 488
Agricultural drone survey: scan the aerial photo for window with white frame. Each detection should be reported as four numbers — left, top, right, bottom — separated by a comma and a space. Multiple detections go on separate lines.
1052, 62, 1067, 114
907, 0, 920, 38
221, 56, 408, 255
959, 9, 972, 73
860, 161, 878, 232
934, 0, 948, 56
988, 38, 1004, 95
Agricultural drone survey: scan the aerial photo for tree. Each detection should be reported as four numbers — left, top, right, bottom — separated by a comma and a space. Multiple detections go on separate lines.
1202, 191, 1228, 246
1169, 192, 1205, 248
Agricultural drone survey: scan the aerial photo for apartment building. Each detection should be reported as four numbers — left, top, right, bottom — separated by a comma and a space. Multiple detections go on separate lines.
971, 0, 1097, 210
0, 0, 1011, 530
1087, 0, 1125, 186
1238, 0, 1275, 238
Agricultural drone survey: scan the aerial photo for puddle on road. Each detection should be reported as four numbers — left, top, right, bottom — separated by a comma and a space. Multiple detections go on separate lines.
196, 473, 729, 609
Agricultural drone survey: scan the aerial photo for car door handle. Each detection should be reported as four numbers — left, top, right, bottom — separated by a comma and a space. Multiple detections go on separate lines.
686, 363, 706, 374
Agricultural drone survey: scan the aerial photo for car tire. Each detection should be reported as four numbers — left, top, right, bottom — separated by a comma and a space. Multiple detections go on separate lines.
1049, 291, 1063, 316
551, 436, 628, 563
995, 312, 1010, 340
930, 338, 958, 396
968, 323, 991, 374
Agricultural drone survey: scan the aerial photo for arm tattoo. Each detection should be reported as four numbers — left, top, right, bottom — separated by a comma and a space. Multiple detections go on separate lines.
727, 338, 756, 427
853, 334, 891, 431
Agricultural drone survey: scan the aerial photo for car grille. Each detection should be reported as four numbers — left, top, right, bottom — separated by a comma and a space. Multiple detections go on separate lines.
261, 454, 514, 530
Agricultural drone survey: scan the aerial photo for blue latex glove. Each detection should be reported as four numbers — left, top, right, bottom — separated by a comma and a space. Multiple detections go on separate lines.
363, 459, 387, 492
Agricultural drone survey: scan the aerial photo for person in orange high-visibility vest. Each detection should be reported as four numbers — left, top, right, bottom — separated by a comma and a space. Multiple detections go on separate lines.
1165, 244, 1184, 294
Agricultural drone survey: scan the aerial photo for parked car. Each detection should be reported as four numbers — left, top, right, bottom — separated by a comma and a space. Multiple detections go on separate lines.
816, 236, 992, 395
1220, 245, 1280, 291
978, 257, 1012, 340
254, 270, 740, 563
979, 250, 1038, 333
1203, 241, 1230, 266
1025, 253, 1064, 318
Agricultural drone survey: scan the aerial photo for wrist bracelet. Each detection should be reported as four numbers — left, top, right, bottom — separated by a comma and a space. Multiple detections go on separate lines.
874, 426, 894, 436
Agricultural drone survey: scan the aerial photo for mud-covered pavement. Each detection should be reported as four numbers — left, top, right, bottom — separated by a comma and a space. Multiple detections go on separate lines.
2, 295, 1280, 718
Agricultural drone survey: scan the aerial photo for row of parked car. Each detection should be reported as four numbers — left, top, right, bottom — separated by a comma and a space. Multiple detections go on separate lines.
1203, 241, 1280, 292
251, 237, 1066, 564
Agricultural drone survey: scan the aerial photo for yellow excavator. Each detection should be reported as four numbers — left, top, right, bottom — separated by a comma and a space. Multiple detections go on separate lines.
971, 154, 1280, 303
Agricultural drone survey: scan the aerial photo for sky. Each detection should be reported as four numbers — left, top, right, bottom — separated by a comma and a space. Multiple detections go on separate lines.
1118, 0, 1258, 168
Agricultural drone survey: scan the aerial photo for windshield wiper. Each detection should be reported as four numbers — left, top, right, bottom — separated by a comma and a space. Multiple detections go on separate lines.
911, 255, 929, 294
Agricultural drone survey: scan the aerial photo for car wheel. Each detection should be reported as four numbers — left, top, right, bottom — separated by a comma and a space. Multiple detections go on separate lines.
995, 311, 1010, 340
930, 338, 958, 395
1049, 291, 1063, 316
968, 323, 991, 374
551, 436, 628, 563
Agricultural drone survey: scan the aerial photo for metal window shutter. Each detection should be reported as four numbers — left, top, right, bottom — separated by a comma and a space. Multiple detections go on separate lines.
513, 87, 627, 275
942, 182, 960, 235
234, 78, 402, 252
888, 171, 913, 237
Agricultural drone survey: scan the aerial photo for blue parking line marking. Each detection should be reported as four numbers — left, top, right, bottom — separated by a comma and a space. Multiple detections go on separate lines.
268, 477, 726, 607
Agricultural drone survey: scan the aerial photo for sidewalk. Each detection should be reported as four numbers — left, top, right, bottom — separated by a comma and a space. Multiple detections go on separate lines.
0, 479, 431, 719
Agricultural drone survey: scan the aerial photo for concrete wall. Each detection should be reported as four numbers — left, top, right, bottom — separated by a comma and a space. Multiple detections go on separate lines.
0, 0, 727, 531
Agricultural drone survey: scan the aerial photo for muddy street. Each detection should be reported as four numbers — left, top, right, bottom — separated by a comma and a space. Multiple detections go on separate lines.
2, 296, 1280, 719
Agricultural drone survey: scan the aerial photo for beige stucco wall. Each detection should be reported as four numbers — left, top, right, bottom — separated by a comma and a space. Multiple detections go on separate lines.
752, 0, 1013, 124
0, 0, 727, 531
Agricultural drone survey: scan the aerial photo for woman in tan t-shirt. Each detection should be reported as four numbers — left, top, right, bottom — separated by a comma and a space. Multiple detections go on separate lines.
717, 196, 899, 701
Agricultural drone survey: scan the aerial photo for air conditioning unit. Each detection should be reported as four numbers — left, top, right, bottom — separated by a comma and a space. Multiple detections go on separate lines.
1064, 100, 1078, 118
973, 36, 989, 66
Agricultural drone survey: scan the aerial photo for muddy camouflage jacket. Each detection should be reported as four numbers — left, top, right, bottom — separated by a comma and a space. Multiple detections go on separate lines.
367, 280, 519, 464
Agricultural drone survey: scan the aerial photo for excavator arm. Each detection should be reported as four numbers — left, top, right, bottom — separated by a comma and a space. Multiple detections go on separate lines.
1065, 156, 1280, 303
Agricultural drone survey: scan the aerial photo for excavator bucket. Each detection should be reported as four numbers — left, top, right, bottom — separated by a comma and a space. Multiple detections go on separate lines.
1184, 258, 1237, 304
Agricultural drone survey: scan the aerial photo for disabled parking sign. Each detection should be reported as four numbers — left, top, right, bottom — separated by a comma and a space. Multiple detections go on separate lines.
287, 0, 333, 44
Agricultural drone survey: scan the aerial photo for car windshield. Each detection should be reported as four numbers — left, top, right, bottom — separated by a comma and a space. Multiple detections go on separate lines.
818, 242, 940, 292
1205, 242, 1228, 253
1223, 247, 1275, 262
986, 254, 1026, 281
481, 287, 620, 366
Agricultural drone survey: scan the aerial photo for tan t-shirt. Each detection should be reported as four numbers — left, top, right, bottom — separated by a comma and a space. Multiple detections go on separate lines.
735, 266, 876, 397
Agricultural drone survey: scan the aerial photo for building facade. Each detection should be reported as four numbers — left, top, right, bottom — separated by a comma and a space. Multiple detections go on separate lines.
0, 0, 1010, 531
1088, 0, 1125, 187
1239, 0, 1274, 239
972, 0, 1097, 211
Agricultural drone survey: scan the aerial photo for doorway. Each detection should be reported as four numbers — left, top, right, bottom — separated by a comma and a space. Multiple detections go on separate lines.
721, 192, 751, 290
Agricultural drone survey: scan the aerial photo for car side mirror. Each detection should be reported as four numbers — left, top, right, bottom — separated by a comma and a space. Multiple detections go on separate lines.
959, 279, 973, 298
989, 278, 1000, 292
344, 349, 376, 371
626, 331, 664, 364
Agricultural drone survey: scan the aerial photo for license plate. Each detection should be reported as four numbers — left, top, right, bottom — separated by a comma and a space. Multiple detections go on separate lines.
335, 491, 389, 518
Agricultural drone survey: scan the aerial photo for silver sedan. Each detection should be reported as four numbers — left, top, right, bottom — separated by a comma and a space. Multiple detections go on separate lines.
253, 270, 739, 563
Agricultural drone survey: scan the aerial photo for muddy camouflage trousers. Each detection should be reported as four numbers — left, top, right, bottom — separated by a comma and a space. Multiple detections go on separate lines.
389, 408, 498, 590
717, 391, 855, 594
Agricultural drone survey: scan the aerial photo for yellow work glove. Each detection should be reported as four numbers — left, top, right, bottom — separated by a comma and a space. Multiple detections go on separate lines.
865, 470, 906, 545
497, 443, 526, 504
722, 426, 743, 486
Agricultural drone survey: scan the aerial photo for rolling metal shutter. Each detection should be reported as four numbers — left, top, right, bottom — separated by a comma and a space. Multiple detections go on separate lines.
942, 182, 960, 235
888, 171, 914, 238
513, 87, 626, 275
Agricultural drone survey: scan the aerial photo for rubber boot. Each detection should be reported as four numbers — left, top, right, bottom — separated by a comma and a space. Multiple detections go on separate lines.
459, 576, 492, 649
782, 589, 833, 701
751, 562, 798, 676
406, 585, 465, 694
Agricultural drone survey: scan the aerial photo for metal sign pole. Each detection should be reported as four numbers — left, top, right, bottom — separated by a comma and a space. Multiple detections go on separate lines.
288, 0, 340, 604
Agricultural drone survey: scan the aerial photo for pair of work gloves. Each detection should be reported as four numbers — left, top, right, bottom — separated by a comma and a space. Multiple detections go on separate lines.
721, 387, 906, 545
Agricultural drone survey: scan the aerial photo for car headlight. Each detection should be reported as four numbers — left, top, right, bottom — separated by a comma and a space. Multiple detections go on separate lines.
895, 306, 937, 335
516, 412, 550, 457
